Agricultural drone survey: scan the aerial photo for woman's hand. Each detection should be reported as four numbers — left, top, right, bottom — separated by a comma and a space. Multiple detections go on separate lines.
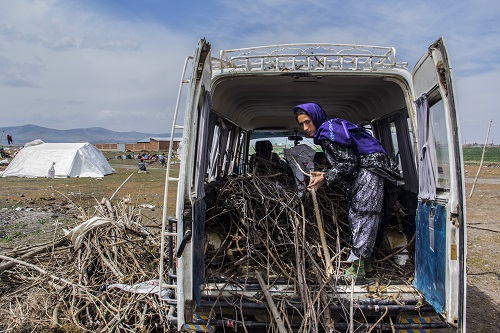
307, 171, 326, 191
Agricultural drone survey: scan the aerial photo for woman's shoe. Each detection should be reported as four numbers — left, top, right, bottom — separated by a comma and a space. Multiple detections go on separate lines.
344, 260, 365, 280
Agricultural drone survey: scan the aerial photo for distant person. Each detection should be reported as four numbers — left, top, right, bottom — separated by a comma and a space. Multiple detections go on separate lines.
7, 134, 13, 145
159, 153, 166, 167
138, 160, 148, 173
47, 162, 56, 179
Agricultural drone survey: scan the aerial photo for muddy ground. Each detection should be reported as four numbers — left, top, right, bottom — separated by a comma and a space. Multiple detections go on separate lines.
0, 160, 498, 332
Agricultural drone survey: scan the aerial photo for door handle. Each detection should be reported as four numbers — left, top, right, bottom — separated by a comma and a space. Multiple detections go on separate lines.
176, 229, 192, 258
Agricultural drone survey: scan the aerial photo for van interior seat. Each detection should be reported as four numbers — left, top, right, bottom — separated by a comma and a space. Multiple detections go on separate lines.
249, 140, 282, 175
254, 140, 280, 163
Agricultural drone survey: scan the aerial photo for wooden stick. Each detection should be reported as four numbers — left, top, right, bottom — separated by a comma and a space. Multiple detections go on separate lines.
255, 271, 289, 333
389, 316, 396, 333
367, 306, 389, 333
350, 278, 354, 333
312, 266, 332, 328
261, 238, 294, 281
469, 119, 492, 198
110, 172, 135, 201
292, 213, 308, 306
0, 254, 76, 288
311, 188, 333, 278
51, 302, 61, 327
0, 237, 67, 273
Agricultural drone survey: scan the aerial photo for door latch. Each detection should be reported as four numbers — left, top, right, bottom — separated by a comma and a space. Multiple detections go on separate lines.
176, 229, 192, 258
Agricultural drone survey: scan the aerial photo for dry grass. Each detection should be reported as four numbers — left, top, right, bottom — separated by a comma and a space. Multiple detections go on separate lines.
0, 157, 180, 332
0, 158, 179, 248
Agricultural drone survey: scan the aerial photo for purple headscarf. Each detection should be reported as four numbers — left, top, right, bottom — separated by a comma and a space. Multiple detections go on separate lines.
293, 102, 328, 130
293, 102, 386, 155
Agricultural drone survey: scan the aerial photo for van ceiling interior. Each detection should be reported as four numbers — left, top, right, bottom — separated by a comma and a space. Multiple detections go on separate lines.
210, 74, 406, 131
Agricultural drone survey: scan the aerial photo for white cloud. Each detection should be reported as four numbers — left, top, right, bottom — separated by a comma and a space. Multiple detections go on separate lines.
203, 0, 500, 144
0, 0, 498, 143
0, 0, 194, 133
42, 35, 79, 51
455, 68, 500, 144
0, 23, 40, 43
0, 55, 45, 87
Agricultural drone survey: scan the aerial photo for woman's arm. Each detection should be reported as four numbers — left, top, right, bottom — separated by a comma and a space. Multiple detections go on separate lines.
321, 140, 358, 189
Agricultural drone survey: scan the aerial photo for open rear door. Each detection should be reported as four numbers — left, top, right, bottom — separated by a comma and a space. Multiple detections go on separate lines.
176, 38, 212, 330
412, 37, 466, 332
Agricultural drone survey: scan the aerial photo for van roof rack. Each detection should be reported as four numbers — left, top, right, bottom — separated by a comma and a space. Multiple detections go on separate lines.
214, 43, 407, 73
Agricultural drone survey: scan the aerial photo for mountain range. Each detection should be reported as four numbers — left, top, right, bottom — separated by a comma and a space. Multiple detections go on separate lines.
0, 124, 170, 145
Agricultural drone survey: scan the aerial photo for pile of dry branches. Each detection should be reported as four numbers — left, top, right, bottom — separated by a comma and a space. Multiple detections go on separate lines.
0, 165, 415, 332
205, 173, 350, 279
0, 196, 172, 333
203, 171, 415, 332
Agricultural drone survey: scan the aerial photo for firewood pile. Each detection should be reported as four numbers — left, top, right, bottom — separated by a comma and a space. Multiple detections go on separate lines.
204, 173, 351, 280
202, 169, 416, 332
0, 162, 415, 333
0, 196, 172, 333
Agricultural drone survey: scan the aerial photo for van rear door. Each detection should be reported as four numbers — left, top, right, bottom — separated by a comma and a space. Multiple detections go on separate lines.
412, 37, 466, 332
176, 38, 212, 330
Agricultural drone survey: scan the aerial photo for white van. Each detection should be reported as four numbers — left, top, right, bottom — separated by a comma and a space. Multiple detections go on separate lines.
159, 38, 466, 332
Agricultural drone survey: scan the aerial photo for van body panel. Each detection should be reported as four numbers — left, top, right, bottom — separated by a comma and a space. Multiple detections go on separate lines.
412, 37, 466, 331
414, 201, 447, 313
176, 39, 213, 329
165, 38, 466, 332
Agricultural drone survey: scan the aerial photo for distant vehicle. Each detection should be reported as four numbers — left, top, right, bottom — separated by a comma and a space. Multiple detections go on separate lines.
159, 38, 466, 332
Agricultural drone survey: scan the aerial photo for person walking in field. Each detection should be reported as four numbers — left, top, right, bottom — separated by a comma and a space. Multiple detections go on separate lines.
159, 153, 166, 167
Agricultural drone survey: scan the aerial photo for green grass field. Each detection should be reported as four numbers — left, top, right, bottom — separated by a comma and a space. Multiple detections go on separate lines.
462, 146, 500, 163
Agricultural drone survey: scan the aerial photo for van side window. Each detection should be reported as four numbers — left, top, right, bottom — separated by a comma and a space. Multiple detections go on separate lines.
206, 118, 245, 182
416, 94, 450, 199
206, 122, 221, 182
233, 132, 247, 175
428, 99, 450, 190
373, 111, 418, 194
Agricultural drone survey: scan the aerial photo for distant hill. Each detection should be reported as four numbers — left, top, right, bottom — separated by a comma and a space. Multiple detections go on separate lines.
0, 124, 170, 145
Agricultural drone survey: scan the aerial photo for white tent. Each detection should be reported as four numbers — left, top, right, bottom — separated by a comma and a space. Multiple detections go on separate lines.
1, 142, 115, 178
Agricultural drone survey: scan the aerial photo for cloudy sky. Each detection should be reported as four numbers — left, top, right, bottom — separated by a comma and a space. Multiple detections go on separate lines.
0, 0, 498, 143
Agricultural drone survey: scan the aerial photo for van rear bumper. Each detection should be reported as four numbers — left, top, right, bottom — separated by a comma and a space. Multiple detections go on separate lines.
190, 298, 448, 332
181, 279, 450, 332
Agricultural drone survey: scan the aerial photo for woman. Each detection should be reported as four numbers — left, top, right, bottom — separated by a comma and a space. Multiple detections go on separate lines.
294, 102, 397, 280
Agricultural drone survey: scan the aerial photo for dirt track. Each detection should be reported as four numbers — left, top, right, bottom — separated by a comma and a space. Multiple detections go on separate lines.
463, 164, 500, 332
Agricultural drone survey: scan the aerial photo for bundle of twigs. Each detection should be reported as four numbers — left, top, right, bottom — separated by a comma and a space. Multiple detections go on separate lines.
0, 164, 416, 332
0, 196, 172, 333
205, 174, 350, 280
203, 170, 415, 332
